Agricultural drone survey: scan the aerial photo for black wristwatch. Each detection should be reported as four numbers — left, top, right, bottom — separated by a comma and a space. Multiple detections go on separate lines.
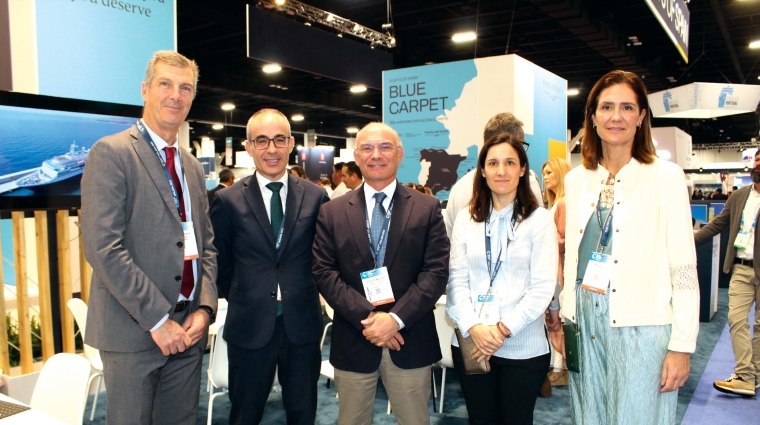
197, 305, 216, 325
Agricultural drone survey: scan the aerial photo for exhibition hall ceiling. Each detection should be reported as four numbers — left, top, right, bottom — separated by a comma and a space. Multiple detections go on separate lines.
177, 0, 760, 150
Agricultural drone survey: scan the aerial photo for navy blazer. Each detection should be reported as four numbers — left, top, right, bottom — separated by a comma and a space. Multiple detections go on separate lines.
211, 173, 330, 350
313, 183, 450, 372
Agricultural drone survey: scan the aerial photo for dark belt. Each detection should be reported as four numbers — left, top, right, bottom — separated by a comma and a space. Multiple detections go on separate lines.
734, 258, 754, 268
175, 300, 190, 312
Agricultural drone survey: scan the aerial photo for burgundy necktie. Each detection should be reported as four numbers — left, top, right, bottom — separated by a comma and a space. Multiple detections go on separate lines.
164, 147, 194, 298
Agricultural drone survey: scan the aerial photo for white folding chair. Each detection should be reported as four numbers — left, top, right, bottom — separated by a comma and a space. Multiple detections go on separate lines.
206, 298, 228, 392
433, 294, 455, 413
30, 353, 92, 425
320, 303, 335, 390
67, 298, 105, 421
207, 324, 229, 425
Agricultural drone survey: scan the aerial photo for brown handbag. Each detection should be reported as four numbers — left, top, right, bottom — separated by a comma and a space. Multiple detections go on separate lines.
455, 328, 491, 375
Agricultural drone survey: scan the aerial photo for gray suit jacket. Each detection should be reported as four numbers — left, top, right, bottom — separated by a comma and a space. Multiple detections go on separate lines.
694, 185, 760, 276
81, 125, 218, 352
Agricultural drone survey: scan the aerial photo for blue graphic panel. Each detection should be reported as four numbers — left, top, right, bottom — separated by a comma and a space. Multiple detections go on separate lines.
36, 1, 175, 106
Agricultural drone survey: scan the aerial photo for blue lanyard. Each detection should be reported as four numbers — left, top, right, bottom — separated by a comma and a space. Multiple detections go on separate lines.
365, 195, 395, 268
485, 205, 518, 288
136, 120, 185, 216
595, 200, 614, 252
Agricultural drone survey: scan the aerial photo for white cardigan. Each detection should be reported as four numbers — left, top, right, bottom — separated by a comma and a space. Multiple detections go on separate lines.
559, 158, 699, 353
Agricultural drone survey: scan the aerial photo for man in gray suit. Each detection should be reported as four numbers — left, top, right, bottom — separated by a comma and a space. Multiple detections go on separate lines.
210, 109, 330, 424
81, 51, 218, 424
695, 149, 760, 397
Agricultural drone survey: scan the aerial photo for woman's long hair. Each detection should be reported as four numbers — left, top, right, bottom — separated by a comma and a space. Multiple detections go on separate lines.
469, 133, 538, 223
542, 158, 572, 209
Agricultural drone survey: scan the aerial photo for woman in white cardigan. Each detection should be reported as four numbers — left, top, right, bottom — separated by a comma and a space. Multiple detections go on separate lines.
560, 70, 699, 424
447, 133, 557, 425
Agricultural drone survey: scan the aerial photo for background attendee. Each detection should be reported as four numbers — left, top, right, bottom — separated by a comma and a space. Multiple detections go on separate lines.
561, 70, 698, 424
317, 177, 334, 197
290, 164, 307, 179
444, 113, 544, 238
694, 150, 760, 397
81, 51, 218, 425
713, 188, 728, 200
313, 122, 449, 425
424, 187, 434, 197
447, 134, 557, 425
414, 184, 427, 194
211, 109, 330, 424
341, 160, 363, 190
542, 158, 572, 387
331, 161, 351, 199
208, 167, 235, 205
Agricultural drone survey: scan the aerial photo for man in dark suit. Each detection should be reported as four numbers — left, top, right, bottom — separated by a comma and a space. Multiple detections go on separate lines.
695, 150, 760, 397
207, 167, 235, 205
313, 122, 449, 425
210, 108, 330, 424
81, 51, 217, 425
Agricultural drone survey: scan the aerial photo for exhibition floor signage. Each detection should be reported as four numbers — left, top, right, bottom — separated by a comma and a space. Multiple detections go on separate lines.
382, 55, 567, 201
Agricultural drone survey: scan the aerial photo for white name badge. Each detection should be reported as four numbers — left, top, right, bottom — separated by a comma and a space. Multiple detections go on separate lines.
360, 267, 395, 306
581, 252, 611, 294
734, 230, 750, 250
476, 293, 500, 325
182, 221, 200, 260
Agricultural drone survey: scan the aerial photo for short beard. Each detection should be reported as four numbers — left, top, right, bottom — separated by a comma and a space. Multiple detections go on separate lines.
752, 170, 760, 184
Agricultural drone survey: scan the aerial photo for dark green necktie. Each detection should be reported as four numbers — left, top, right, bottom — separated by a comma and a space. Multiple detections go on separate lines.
266, 182, 284, 241
266, 182, 284, 317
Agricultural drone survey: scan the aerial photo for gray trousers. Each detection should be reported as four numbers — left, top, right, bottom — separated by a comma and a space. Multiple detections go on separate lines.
100, 309, 206, 425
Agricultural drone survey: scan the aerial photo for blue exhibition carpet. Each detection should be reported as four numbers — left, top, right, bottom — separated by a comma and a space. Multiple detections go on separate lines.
681, 305, 760, 424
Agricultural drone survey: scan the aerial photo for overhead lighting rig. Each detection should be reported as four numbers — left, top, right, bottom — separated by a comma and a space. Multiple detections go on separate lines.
258, 0, 396, 49
692, 142, 758, 151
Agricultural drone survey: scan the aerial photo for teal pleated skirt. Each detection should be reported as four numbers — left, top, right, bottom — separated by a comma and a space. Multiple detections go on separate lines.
569, 283, 677, 425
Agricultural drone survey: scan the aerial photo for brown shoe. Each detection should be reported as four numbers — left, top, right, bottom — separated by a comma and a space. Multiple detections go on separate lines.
539, 375, 552, 397
548, 369, 568, 386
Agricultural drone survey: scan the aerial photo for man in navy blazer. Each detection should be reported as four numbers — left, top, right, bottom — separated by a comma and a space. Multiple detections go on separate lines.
210, 109, 330, 424
313, 122, 449, 425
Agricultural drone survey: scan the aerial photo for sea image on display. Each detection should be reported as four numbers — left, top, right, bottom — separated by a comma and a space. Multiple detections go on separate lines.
0, 106, 136, 197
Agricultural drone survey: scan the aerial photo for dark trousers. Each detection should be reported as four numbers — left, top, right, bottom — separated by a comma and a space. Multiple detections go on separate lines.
227, 314, 321, 425
452, 346, 550, 425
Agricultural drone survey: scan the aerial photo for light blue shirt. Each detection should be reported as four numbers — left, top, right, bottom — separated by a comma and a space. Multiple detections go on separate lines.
362, 181, 405, 329
143, 120, 197, 331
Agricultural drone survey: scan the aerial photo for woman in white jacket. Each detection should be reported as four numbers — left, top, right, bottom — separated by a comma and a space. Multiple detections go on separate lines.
560, 70, 699, 425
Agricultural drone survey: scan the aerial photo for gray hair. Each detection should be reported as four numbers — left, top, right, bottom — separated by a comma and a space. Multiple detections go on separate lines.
144, 51, 199, 97
483, 113, 523, 142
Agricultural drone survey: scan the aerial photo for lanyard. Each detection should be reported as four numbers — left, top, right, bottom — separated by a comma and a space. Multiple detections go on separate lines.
365, 195, 395, 268
485, 204, 518, 288
595, 197, 614, 253
136, 120, 185, 216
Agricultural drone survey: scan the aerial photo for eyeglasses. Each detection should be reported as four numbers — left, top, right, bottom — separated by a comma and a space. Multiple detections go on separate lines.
355, 143, 397, 156
250, 136, 289, 150
522, 141, 530, 152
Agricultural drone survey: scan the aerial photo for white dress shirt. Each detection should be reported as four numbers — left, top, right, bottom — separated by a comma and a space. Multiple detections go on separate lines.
143, 120, 197, 331
255, 171, 290, 299
361, 181, 406, 329
447, 204, 558, 360
330, 181, 351, 199
736, 187, 760, 260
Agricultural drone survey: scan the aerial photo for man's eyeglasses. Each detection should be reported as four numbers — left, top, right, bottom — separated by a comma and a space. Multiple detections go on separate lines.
355, 143, 398, 156
250, 136, 289, 150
